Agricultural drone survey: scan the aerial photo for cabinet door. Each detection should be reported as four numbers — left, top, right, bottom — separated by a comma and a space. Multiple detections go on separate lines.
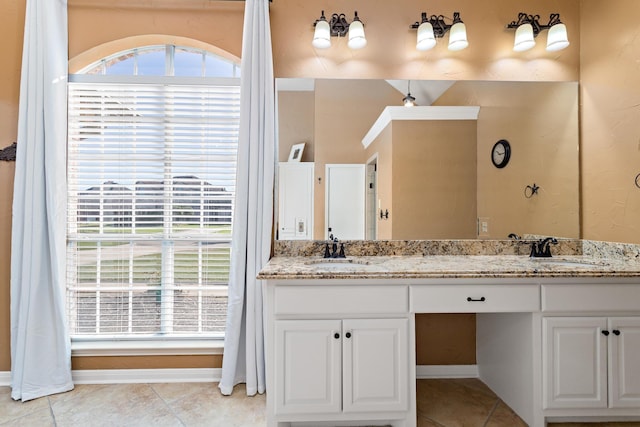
274, 319, 342, 415
543, 317, 608, 409
609, 317, 640, 408
342, 318, 409, 413
278, 163, 314, 240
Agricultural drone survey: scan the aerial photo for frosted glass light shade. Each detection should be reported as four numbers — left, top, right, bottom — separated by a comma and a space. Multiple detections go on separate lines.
312, 20, 331, 49
348, 20, 367, 49
448, 22, 468, 51
513, 23, 536, 52
546, 23, 570, 51
416, 21, 436, 51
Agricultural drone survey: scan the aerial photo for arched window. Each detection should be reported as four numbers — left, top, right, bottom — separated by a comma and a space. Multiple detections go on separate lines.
79, 45, 240, 77
66, 45, 239, 342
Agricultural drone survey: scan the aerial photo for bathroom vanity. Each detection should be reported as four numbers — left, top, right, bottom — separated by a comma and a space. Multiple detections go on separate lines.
259, 240, 640, 427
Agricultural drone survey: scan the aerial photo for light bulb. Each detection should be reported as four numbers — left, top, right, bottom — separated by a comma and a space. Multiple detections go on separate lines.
513, 23, 536, 52
448, 21, 468, 51
312, 19, 331, 49
546, 23, 570, 51
348, 19, 367, 49
416, 21, 436, 51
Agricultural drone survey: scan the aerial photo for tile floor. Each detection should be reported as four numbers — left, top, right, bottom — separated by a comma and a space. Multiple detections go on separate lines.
1, 379, 640, 426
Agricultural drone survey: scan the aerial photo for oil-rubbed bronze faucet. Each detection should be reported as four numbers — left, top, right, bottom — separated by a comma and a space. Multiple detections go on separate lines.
323, 234, 346, 258
530, 237, 558, 257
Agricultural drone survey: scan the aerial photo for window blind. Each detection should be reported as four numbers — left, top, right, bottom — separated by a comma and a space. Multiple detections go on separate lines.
67, 80, 240, 338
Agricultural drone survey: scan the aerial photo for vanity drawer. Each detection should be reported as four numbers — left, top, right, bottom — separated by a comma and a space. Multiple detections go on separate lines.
542, 284, 640, 312
410, 284, 540, 313
274, 285, 408, 315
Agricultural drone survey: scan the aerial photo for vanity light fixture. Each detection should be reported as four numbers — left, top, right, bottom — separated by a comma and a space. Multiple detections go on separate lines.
312, 10, 367, 50
411, 12, 468, 51
506, 13, 570, 52
403, 80, 416, 107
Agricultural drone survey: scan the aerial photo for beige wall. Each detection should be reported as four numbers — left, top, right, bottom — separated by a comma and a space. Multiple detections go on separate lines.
270, 0, 580, 81
435, 81, 580, 239
277, 91, 315, 163
391, 120, 477, 240
0, 163, 15, 371
580, 0, 640, 243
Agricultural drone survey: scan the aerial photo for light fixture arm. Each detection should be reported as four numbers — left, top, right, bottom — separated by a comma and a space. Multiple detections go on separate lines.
411, 11, 462, 38
507, 12, 564, 38
314, 10, 363, 38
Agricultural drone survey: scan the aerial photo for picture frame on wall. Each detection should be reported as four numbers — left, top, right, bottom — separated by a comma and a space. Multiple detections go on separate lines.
288, 143, 305, 162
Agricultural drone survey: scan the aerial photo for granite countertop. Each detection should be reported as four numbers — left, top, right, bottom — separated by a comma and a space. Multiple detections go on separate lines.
258, 239, 640, 280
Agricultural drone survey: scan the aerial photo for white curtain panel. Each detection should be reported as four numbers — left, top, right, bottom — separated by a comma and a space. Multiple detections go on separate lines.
219, 0, 275, 396
10, 0, 73, 401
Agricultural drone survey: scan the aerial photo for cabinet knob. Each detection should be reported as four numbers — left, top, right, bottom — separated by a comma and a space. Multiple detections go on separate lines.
467, 297, 486, 302
345, 332, 352, 338
613, 329, 621, 336
602, 330, 610, 336
334, 333, 340, 339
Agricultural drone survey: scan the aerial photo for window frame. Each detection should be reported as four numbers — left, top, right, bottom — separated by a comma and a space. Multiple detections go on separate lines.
67, 48, 240, 356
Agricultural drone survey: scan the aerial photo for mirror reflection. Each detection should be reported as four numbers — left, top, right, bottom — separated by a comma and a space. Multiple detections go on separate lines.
276, 79, 579, 241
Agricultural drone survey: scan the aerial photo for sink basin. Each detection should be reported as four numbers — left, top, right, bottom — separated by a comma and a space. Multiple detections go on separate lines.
305, 258, 388, 271
529, 258, 605, 268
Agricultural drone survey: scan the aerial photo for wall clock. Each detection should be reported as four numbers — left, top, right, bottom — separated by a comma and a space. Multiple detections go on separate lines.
491, 139, 511, 169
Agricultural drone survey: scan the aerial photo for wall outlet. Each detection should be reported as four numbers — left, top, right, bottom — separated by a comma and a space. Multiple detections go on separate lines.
478, 217, 490, 237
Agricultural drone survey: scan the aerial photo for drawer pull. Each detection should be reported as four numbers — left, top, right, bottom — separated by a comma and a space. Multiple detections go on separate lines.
602, 330, 610, 336
613, 329, 621, 336
345, 332, 352, 339
334, 333, 340, 339
467, 297, 486, 302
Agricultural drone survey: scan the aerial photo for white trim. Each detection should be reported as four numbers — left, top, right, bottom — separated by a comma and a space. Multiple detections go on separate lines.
71, 339, 224, 357
72, 368, 222, 384
361, 106, 481, 149
276, 78, 315, 92
416, 364, 479, 379
2, 365, 478, 386
0, 371, 10, 386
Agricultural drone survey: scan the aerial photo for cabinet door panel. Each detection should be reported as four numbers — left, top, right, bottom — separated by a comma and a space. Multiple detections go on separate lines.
609, 317, 640, 408
275, 320, 342, 415
543, 317, 608, 409
342, 318, 409, 413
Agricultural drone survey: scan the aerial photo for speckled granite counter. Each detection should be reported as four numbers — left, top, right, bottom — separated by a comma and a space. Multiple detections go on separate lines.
258, 239, 640, 280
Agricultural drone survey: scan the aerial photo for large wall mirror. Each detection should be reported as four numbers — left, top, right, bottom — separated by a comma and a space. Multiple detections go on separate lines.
277, 78, 579, 241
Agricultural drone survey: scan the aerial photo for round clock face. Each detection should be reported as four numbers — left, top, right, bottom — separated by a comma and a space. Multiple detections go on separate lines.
491, 139, 511, 168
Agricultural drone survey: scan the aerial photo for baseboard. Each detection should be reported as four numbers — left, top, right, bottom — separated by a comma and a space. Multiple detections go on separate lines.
416, 364, 479, 379
72, 368, 222, 384
3, 366, 475, 386
0, 371, 10, 386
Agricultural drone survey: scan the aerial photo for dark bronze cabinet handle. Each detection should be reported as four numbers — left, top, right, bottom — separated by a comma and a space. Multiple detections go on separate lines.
613, 329, 621, 336
602, 330, 610, 336
345, 332, 352, 338
467, 297, 486, 302
334, 333, 340, 339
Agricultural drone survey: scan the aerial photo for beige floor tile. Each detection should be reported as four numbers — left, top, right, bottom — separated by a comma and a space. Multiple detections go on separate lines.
416, 379, 499, 427
0, 387, 51, 425
485, 400, 527, 427
160, 383, 266, 427
51, 383, 182, 427
0, 408, 55, 426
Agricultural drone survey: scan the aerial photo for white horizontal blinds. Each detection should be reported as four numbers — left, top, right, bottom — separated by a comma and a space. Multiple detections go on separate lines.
67, 80, 239, 338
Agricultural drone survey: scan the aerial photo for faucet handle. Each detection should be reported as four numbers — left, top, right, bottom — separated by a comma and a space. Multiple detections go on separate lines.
323, 243, 331, 258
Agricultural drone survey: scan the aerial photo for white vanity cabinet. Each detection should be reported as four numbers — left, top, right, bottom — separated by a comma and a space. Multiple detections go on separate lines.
543, 316, 640, 409
265, 283, 413, 427
275, 318, 409, 415
541, 283, 640, 419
